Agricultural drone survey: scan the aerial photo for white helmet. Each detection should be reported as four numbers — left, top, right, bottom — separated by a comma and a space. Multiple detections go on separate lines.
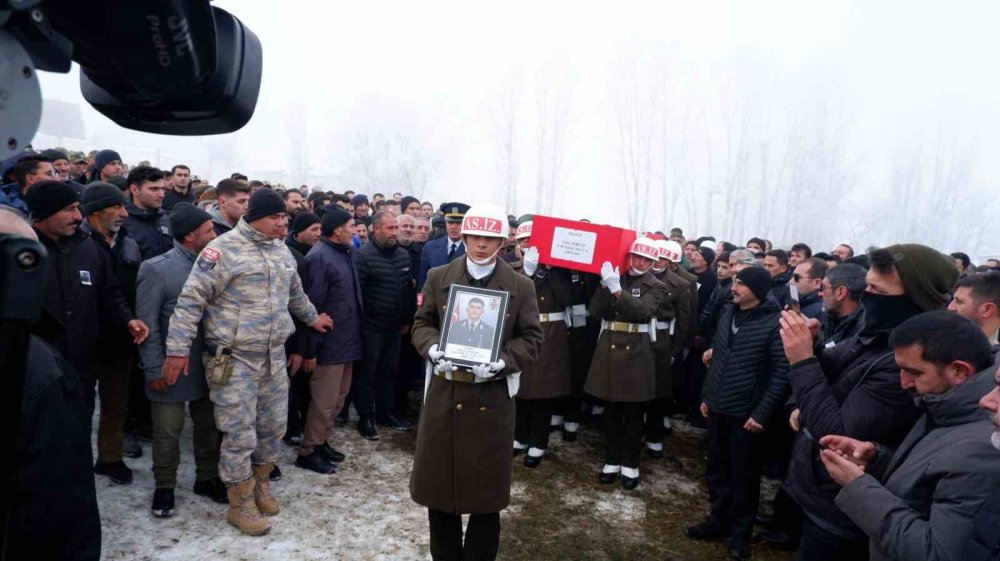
661, 240, 683, 263
461, 204, 510, 239
629, 237, 660, 262
514, 220, 533, 241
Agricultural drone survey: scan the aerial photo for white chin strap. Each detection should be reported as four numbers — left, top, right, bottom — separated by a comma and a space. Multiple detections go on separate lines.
466, 254, 499, 279
651, 264, 666, 274
629, 266, 650, 277
467, 245, 502, 267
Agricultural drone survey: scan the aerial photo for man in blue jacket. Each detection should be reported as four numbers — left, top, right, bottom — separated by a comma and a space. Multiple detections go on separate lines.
296, 207, 363, 474
417, 202, 468, 291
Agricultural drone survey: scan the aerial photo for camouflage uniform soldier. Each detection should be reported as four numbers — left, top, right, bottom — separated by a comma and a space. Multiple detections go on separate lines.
163, 189, 332, 536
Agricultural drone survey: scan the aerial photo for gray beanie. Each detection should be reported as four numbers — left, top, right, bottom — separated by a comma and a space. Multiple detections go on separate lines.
81, 182, 126, 215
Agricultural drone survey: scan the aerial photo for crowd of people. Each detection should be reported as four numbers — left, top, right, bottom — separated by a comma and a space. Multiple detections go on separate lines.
4, 145, 1000, 561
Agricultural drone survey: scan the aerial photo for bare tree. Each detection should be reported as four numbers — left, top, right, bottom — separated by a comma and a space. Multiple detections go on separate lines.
489, 70, 523, 214
532, 57, 576, 216
613, 55, 665, 230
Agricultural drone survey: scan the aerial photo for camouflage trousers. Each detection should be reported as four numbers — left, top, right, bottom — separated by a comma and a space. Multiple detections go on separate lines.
205, 352, 288, 484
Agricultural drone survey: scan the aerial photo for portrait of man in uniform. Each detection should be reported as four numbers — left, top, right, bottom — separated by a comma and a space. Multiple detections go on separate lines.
441, 287, 508, 367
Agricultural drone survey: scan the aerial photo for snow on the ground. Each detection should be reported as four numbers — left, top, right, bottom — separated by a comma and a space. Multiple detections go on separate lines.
95, 410, 431, 561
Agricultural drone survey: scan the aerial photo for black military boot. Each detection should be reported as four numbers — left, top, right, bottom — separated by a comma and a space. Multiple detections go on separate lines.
294, 452, 337, 475
193, 477, 228, 503
318, 442, 347, 463
94, 460, 134, 485
377, 415, 412, 432
358, 418, 380, 441
151, 488, 175, 518
685, 518, 729, 541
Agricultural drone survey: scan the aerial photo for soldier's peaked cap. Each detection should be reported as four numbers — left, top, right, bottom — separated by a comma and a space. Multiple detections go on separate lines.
440, 202, 470, 222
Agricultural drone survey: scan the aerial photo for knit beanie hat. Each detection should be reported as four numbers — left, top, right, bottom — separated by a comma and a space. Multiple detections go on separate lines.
94, 149, 122, 173
40, 148, 69, 163
737, 266, 772, 303
24, 180, 80, 220
698, 246, 717, 267
400, 195, 420, 212
244, 188, 285, 223
884, 243, 960, 311
169, 202, 212, 241
321, 207, 352, 236
292, 212, 321, 235
351, 194, 369, 207
747, 237, 767, 253
80, 182, 126, 215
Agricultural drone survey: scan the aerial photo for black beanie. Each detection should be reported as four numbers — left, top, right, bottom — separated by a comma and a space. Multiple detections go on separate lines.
292, 212, 321, 235
169, 202, 212, 241
40, 148, 69, 163
321, 207, 352, 236
736, 267, 772, 304
399, 195, 420, 212
80, 182, 126, 215
698, 247, 717, 267
244, 188, 285, 223
25, 180, 80, 221
94, 149, 122, 173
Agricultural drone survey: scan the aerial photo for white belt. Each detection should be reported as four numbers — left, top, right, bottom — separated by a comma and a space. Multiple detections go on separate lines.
655, 319, 676, 335
539, 311, 566, 323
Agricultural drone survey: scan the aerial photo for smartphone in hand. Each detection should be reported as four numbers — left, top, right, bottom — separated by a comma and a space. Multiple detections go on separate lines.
787, 284, 800, 314
801, 427, 828, 450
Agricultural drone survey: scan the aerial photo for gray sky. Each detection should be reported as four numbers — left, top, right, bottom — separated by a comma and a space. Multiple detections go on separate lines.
34, 0, 1000, 257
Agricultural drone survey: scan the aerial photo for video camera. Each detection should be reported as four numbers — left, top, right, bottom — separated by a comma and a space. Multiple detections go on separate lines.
0, 0, 263, 158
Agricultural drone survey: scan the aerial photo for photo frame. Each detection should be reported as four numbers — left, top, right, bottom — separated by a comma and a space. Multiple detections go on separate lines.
439, 284, 510, 369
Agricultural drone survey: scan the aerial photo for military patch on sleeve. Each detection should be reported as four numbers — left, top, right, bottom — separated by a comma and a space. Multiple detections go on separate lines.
197, 247, 220, 271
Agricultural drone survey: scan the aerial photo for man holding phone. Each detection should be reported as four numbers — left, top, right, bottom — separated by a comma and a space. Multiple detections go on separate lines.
788, 258, 828, 319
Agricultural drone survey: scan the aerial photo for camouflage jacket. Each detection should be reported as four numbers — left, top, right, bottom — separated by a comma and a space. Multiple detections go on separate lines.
165, 218, 318, 370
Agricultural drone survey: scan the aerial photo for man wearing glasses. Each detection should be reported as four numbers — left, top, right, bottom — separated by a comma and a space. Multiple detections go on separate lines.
789, 257, 828, 319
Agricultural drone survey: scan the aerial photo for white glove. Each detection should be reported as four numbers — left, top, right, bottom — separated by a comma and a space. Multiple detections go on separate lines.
472, 358, 506, 381
435, 359, 457, 373
600, 261, 621, 294
428, 344, 445, 361
523, 247, 539, 277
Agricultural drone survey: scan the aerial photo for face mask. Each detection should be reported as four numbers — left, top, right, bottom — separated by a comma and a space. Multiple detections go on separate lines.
860, 291, 923, 335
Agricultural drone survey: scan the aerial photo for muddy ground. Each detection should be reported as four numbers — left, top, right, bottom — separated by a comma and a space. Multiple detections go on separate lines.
95, 408, 795, 561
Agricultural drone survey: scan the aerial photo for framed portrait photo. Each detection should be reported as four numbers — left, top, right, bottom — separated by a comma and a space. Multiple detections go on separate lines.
439, 285, 510, 369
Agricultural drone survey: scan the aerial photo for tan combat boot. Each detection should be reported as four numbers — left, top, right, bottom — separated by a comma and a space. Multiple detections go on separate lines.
226, 478, 271, 536
252, 463, 280, 516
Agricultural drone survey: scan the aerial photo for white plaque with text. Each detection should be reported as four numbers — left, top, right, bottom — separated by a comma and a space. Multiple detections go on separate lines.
550, 227, 597, 265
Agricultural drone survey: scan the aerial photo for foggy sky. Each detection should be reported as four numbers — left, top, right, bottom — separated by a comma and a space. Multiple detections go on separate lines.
34, 0, 1000, 258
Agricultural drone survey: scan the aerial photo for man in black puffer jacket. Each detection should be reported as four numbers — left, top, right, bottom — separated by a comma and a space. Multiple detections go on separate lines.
354, 210, 416, 439
122, 165, 172, 261
687, 266, 791, 561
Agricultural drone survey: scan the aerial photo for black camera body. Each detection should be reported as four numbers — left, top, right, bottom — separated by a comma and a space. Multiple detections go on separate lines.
1, 0, 263, 156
